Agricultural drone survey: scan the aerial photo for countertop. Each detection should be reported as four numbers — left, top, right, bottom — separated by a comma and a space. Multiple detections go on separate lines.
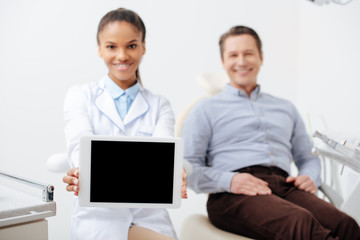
0, 184, 56, 227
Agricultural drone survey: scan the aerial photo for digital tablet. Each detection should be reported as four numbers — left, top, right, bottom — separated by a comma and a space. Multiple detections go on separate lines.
78, 135, 183, 208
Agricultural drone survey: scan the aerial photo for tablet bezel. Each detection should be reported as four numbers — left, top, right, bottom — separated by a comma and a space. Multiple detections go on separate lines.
78, 135, 183, 208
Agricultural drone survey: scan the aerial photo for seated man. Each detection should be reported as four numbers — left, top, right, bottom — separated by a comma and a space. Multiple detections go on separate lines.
182, 25, 360, 240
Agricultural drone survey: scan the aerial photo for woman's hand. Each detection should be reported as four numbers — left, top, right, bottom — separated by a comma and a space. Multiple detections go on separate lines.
182, 168, 188, 199
63, 167, 80, 196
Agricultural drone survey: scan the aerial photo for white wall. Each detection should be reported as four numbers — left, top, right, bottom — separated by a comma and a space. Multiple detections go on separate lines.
298, 0, 360, 135
0, 0, 299, 239
297, 0, 360, 200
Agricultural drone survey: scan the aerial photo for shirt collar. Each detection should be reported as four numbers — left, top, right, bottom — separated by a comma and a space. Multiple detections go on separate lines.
105, 75, 139, 100
224, 84, 261, 99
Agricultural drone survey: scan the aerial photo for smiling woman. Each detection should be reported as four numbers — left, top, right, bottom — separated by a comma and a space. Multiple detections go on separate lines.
97, 13, 146, 89
61, 8, 188, 240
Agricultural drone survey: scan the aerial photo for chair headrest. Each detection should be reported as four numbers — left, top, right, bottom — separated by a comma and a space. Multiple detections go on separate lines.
197, 73, 229, 95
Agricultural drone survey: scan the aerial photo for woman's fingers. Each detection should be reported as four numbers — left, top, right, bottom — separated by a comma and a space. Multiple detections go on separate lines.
66, 167, 79, 178
66, 184, 79, 192
63, 175, 79, 185
64, 167, 80, 196
181, 169, 188, 199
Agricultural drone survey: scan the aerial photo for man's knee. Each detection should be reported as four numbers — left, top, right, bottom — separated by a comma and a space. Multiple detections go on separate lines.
279, 208, 333, 240
331, 213, 360, 238
285, 208, 314, 230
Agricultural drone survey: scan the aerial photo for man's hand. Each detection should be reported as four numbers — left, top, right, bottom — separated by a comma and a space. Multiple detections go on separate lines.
63, 167, 79, 196
286, 175, 317, 194
230, 173, 272, 196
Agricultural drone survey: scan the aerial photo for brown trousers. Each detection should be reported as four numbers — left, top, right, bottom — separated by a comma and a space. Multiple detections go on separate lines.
207, 166, 360, 240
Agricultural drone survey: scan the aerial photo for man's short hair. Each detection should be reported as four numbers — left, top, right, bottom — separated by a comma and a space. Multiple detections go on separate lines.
219, 26, 263, 59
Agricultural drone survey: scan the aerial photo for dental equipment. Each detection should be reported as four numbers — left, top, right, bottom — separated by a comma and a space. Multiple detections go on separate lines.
313, 131, 360, 173
0, 171, 54, 202
309, 0, 353, 6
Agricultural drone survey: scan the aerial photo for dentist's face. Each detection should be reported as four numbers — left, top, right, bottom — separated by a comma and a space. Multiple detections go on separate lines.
222, 34, 263, 94
98, 21, 146, 90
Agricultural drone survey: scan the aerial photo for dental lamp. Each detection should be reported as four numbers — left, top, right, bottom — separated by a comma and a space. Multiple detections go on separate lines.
309, 0, 353, 5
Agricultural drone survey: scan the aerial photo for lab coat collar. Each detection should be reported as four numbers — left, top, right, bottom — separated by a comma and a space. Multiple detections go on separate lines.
105, 75, 140, 101
95, 79, 124, 132
94, 77, 149, 131
123, 88, 149, 126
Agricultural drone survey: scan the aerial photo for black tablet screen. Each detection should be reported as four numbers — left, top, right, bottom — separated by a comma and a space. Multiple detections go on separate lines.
90, 140, 175, 204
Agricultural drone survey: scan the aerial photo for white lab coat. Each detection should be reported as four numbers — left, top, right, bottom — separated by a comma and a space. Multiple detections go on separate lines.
64, 77, 177, 240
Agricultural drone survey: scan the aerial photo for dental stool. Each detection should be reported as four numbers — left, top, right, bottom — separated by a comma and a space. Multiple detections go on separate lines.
176, 73, 253, 240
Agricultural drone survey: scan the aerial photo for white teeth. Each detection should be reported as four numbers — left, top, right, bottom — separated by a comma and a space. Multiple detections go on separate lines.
234, 68, 249, 73
114, 63, 131, 71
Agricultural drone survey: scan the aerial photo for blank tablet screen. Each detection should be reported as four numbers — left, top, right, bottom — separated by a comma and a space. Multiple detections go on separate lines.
90, 140, 175, 204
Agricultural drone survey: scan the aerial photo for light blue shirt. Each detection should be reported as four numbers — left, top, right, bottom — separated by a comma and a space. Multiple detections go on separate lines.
105, 75, 139, 120
183, 84, 321, 194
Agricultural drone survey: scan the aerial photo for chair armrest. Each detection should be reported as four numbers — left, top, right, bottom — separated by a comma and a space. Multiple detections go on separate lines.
319, 183, 343, 208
